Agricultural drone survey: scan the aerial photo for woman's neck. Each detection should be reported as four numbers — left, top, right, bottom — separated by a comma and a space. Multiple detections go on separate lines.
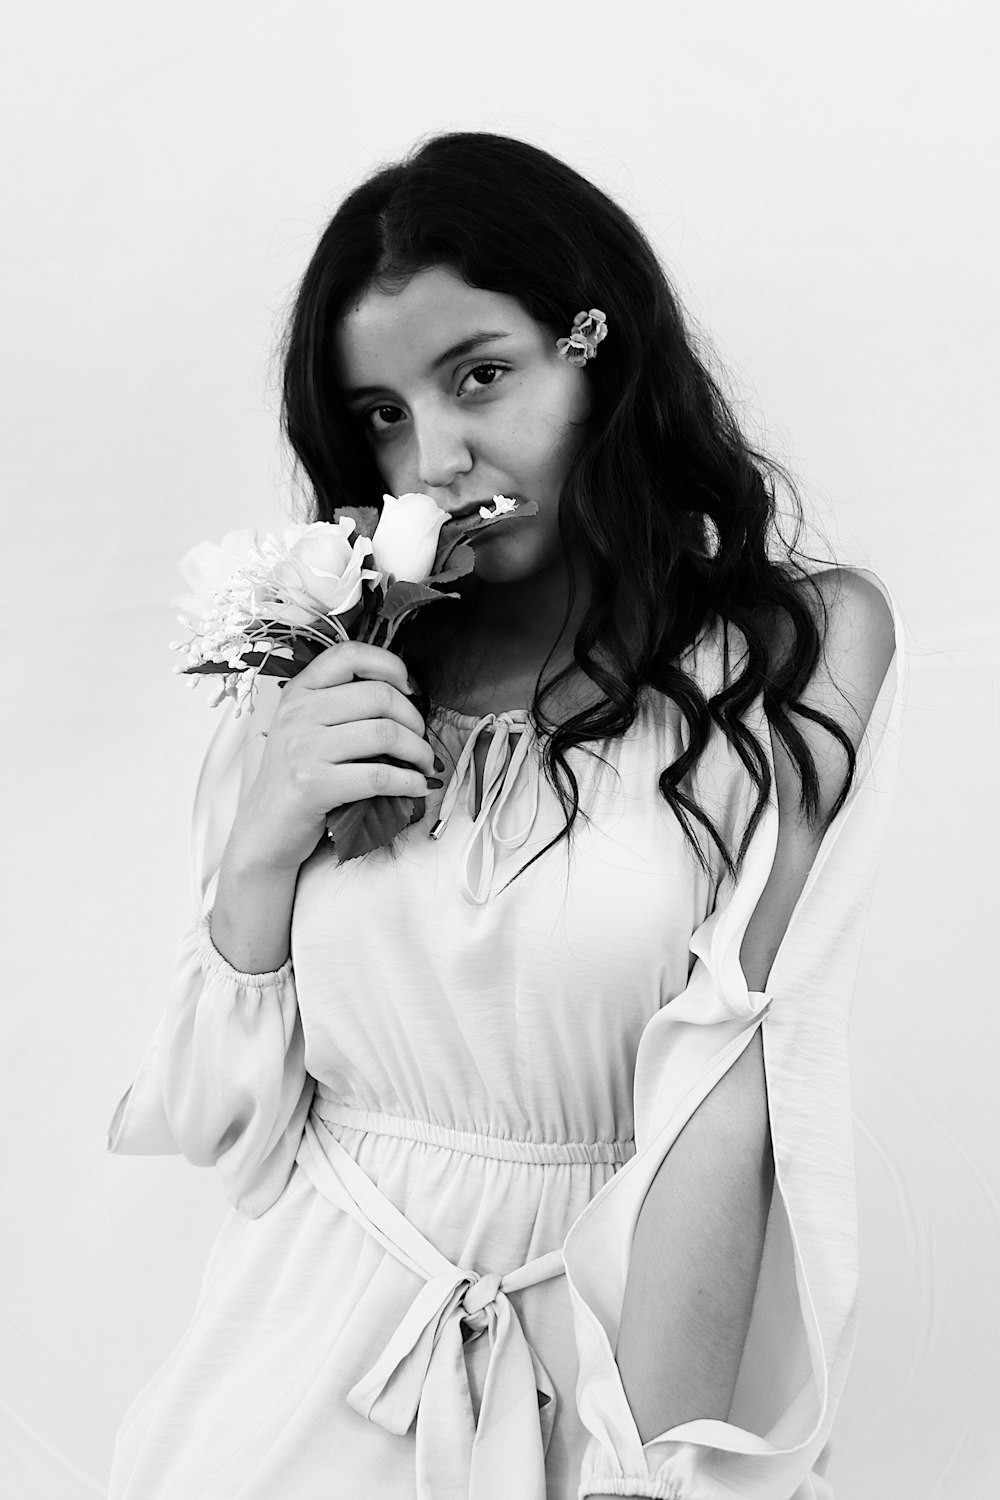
461, 550, 591, 668
426, 578, 589, 720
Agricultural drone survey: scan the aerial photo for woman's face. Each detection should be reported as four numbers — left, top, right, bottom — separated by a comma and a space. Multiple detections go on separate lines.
333, 265, 591, 586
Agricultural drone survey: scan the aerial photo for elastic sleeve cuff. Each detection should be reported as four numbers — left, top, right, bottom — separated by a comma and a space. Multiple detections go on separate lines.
197, 909, 294, 987
580, 1478, 689, 1499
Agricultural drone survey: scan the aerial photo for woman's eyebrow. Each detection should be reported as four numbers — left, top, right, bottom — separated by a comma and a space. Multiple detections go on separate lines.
343, 331, 513, 402
430, 330, 512, 371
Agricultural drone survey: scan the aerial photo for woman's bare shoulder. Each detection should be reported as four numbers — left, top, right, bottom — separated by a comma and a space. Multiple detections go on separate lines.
757, 565, 893, 703
760, 567, 896, 826
798, 566, 895, 737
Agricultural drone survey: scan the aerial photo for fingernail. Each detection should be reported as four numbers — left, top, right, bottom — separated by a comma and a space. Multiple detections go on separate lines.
433, 755, 445, 773
427, 777, 444, 790
406, 674, 419, 696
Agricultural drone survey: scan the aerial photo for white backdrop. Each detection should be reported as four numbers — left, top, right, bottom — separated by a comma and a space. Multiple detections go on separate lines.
3, 2, 998, 1496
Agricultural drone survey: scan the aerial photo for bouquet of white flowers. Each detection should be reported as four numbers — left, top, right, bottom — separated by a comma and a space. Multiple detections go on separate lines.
170, 492, 536, 862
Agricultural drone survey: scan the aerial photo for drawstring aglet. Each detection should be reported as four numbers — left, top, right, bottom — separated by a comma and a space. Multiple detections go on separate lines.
429, 819, 446, 840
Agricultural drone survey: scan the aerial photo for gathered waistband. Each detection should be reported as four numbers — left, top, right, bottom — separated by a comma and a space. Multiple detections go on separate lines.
312, 1085, 635, 1167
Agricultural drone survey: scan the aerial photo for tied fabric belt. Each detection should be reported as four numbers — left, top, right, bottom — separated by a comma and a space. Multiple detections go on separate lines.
297, 1092, 634, 1500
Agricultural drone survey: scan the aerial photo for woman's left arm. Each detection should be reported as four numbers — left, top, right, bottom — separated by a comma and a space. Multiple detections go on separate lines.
590, 567, 897, 1494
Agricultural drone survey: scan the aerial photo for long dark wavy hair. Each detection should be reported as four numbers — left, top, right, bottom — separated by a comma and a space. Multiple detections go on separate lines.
281, 132, 856, 888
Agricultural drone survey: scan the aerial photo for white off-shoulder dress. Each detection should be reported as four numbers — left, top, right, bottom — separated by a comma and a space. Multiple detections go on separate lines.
107, 575, 904, 1500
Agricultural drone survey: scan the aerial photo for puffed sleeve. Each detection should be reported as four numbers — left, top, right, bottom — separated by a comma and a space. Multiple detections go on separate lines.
106, 681, 316, 1219
563, 571, 905, 1499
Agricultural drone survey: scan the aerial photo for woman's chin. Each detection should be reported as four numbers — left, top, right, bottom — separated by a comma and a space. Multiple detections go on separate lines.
467, 546, 536, 585
475, 538, 573, 589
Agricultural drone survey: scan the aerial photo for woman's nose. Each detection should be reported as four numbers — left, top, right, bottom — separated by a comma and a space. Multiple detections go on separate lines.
414, 409, 473, 491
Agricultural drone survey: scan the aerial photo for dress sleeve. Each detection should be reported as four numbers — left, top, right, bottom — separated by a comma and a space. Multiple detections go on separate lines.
563, 571, 905, 1500
106, 682, 316, 1219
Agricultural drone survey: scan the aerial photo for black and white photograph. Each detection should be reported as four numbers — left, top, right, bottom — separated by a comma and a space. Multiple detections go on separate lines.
3, 3, 997, 1497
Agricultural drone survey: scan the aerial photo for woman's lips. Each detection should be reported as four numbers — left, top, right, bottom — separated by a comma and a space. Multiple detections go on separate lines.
444, 496, 522, 522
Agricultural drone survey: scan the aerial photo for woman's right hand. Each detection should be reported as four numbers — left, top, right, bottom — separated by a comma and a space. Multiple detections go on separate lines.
227, 641, 439, 875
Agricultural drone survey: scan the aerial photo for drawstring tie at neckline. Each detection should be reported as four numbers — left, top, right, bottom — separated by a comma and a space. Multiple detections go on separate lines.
429, 713, 541, 904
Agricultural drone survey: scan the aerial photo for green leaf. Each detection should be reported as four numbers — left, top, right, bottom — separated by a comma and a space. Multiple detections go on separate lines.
241, 653, 303, 678
430, 542, 476, 587
182, 654, 302, 680
290, 637, 325, 665
324, 792, 425, 861
380, 579, 455, 625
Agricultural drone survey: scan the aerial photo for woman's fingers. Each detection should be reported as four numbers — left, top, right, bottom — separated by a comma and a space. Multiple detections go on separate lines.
235, 640, 439, 872
286, 643, 424, 735
294, 640, 412, 695
313, 716, 438, 778
274, 643, 436, 776
306, 676, 423, 732
314, 757, 434, 806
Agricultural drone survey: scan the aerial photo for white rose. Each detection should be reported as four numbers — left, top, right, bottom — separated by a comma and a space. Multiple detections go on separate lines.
267, 519, 377, 624
371, 492, 450, 583
174, 528, 260, 625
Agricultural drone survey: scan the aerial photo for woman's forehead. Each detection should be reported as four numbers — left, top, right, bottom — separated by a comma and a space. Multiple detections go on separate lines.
333, 267, 537, 389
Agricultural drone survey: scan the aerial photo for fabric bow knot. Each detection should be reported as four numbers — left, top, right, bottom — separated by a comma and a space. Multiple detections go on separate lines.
297, 1117, 564, 1500
346, 1260, 560, 1500
461, 1270, 502, 1325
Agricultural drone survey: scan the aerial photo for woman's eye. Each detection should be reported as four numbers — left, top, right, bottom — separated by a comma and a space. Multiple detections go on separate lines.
366, 404, 406, 432
459, 363, 505, 394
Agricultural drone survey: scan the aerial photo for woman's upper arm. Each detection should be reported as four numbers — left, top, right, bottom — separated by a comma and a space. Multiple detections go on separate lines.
740, 567, 896, 992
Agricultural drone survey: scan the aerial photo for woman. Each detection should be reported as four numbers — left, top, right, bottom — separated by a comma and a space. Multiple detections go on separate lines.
108, 133, 902, 1499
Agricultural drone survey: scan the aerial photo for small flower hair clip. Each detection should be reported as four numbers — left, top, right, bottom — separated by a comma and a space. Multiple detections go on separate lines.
556, 307, 608, 366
